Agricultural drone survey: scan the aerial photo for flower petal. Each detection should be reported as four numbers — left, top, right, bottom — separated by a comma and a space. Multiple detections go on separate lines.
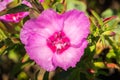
0, 12, 29, 23
36, 9, 64, 34
53, 40, 88, 70
22, 0, 32, 7
63, 10, 90, 45
20, 9, 63, 45
0, 0, 13, 11
39, 0, 44, 2
25, 34, 56, 71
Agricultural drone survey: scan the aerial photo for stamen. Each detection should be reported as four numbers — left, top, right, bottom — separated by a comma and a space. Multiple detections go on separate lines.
47, 31, 70, 54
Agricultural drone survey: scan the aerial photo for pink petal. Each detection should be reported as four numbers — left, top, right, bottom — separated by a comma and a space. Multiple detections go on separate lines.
20, 9, 63, 45
39, 0, 44, 2
25, 33, 47, 48
63, 10, 90, 45
22, 0, 32, 7
53, 40, 88, 70
0, 0, 13, 11
37, 9, 64, 34
25, 34, 56, 71
0, 12, 29, 23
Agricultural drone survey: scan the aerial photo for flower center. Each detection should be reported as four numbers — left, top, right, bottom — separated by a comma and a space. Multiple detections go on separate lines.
47, 31, 70, 54
5, 12, 24, 22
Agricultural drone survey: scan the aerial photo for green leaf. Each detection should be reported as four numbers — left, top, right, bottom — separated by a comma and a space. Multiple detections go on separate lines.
7, 4, 30, 14
90, 45, 95, 52
0, 20, 15, 33
0, 4, 30, 16
8, 49, 19, 62
94, 62, 105, 68
54, 0, 61, 2
10, 60, 33, 76
43, 71, 49, 80
34, 70, 40, 80
106, 49, 116, 58
91, 10, 103, 26
67, 68, 81, 80
7, 0, 21, 9
0, 29, 7, 41
66, 0, 86, 11
28, 0, 44, 13
52, 2, 64, 13
96, 69, 108, 76
17, 71, 28, 80
101, 9, 114, 18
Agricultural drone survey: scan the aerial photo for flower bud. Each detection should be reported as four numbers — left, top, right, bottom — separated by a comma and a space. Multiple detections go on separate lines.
102, 31, 116, 36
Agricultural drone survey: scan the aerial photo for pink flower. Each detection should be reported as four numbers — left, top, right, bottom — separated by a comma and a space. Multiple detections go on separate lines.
0, 0, 44, 23
20, 9, 90, 71
22, 0, 32, 7
0, 12, 29, 23
0, 0, 32, 23
0, 0, 13, 11
39, 0, 44, 2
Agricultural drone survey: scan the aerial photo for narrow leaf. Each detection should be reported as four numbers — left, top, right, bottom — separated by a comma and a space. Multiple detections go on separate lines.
7, 4, 30, 14
91, 10, 103, 26
34, 70, 40, 80
103, 16, 117, 25
43, 71, 49, 80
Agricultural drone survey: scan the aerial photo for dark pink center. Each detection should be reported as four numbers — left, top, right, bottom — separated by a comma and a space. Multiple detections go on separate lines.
47, 31, 70, 54
5, 12, 25, 22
